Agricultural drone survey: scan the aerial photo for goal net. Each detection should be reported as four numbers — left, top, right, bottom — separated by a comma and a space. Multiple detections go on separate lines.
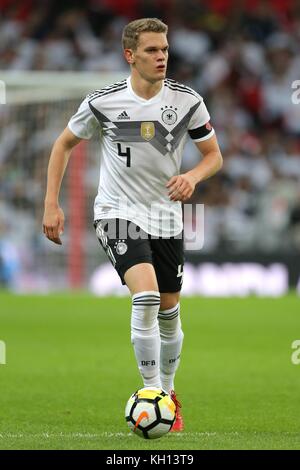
0, 71, 124, 292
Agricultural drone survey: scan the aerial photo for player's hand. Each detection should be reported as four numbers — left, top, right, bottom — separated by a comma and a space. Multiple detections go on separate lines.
166, 174, 197, 202
42, 204, 65, 245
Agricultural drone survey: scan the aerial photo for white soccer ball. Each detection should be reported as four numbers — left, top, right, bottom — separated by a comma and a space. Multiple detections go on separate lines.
125, 387, 176, 439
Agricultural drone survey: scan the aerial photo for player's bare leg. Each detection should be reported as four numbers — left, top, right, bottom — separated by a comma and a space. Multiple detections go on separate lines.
159, 291, 184, 431
160, 292, 180, 311
124, 263, 158, 295
124, 263, 162, 389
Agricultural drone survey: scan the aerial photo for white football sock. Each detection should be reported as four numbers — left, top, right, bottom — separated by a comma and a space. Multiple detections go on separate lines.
158, 303, 184, 393
131, 291, 161, 389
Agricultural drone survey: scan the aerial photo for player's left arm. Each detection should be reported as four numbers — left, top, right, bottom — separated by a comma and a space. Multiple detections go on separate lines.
167, 134, 223, 202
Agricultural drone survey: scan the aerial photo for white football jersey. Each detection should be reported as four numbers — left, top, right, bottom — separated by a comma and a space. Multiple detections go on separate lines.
68, 76, 214, 237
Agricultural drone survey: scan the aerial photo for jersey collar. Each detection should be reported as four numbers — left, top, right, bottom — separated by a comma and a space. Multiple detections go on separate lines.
127, 76, 165, 104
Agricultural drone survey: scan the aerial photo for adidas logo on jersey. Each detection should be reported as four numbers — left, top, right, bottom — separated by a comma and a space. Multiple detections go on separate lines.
117, 110, 130, 120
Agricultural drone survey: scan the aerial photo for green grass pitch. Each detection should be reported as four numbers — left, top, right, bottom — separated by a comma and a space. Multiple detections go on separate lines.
0, 293, 299, 450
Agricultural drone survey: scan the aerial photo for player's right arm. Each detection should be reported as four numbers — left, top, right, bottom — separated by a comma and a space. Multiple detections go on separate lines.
43, 127, 82, 245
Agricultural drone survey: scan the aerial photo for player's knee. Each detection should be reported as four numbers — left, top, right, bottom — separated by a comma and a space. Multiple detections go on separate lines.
159, 292, 180, 311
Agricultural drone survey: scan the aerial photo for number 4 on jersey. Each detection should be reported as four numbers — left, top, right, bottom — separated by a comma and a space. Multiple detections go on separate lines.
117, 143, 131, 167
177, 264, 183, 285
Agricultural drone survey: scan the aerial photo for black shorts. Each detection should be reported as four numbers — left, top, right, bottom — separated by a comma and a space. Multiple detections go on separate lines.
94, 218, 184, 293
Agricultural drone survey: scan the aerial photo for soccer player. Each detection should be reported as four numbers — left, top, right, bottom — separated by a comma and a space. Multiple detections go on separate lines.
43, 18, 223, 432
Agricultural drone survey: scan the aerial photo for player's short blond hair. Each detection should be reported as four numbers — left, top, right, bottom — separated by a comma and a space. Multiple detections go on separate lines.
122, 18, 168, 51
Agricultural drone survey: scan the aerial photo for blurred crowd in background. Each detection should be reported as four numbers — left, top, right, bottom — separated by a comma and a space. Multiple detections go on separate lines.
1, 0, 300, 288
